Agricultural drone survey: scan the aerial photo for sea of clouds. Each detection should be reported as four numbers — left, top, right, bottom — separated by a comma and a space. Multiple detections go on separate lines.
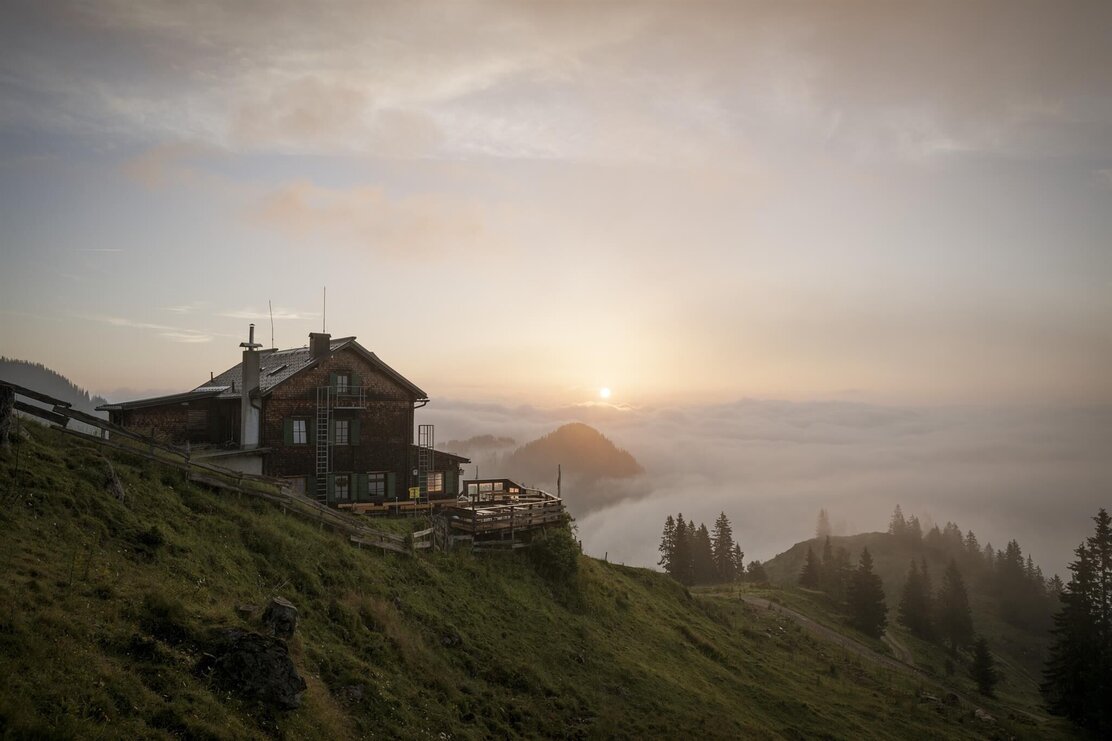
420, 398, 1111, 579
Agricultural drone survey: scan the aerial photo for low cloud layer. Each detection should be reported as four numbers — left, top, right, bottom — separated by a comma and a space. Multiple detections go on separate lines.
420, 397, 1112, 578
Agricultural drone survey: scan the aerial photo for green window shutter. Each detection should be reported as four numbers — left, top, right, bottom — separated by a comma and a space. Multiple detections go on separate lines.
349, 372, 361, 389
329, 372, 338, 390
329, 420, 335, 444
354, 473, 367, 501
283, 418, 293, 445
350, 418, 360, 445
386, 472, 396, 499
326, 474, 335, 503
446, 468, 457, 496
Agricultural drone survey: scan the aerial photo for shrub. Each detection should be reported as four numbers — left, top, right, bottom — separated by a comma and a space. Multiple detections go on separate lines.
527, 527, 580, 587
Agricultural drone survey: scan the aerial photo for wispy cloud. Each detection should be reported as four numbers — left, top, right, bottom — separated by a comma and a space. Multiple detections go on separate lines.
219, 307, 319, 321
84, 314, 233, 343
247, 181, 506, 259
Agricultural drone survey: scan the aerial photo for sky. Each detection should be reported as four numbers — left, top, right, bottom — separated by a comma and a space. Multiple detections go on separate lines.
1, 1, 1110, 573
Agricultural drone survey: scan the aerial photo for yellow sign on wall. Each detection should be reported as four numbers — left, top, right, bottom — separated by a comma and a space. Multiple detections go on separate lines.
408, 487, 420, 500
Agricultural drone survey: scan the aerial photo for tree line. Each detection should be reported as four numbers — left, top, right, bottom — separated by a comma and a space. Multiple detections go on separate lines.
804, 507, 997, 695
884, 504, 1058, 633
1041, 508, 1111, 736
658, 512, 761, 586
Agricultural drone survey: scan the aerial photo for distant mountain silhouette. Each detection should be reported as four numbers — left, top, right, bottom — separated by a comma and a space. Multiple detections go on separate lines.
0, 358, 108, 432
504, 422, 643, 493
441, 434, 517, 459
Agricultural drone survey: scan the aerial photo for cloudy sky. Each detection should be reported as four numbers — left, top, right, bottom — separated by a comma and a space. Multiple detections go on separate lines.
1, 2, 1109, 571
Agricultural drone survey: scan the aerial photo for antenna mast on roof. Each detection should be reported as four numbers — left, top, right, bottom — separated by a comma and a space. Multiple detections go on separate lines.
268, 300, 275, 349
322, 286, 326, 333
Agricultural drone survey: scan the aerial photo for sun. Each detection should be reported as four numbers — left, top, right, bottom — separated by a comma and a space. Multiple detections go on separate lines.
599, 387, 612, 400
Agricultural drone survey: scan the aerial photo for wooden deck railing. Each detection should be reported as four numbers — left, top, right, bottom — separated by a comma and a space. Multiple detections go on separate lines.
441, 498, 567, 537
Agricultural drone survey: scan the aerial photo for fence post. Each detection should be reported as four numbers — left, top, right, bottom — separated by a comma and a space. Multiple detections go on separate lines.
0, 384, 13, 451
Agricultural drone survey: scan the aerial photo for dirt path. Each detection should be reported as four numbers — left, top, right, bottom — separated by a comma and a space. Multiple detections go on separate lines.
730, 593, 1049, 726
735, 594, 923, 678
882, 632, 915, 667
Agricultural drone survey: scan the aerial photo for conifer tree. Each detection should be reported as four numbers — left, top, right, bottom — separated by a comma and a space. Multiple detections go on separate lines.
692, 523, 716, 585
970, 636, 999, 697
746, 560, 768, 583
799, 547, 821, 588
888, 505, 907, 539
731, 543, 745, 581
673, 514, 694, 585
964, 530, 981, 561
816, 508, 831, 538
898, 559, 934, 639
1043, 508, 1112, 735
937, 560, 974, 653
847, 548, 887, 638
907, 515, 923, 542
825, 546, 853, 602
658, 515, 677, 576
820, 536, 834, 591
711, 512, 736, 582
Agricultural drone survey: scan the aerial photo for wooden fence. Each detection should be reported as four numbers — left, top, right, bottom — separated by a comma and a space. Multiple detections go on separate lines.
1, 379, 434, 555
2, 379, 564, 555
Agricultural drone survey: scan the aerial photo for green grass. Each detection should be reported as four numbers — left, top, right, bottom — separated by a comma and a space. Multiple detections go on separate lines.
0, 424, 1071, 739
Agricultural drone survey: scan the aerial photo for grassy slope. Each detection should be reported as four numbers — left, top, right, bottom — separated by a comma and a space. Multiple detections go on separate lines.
760, 533, 1062, 727
0, 424, 1041, 739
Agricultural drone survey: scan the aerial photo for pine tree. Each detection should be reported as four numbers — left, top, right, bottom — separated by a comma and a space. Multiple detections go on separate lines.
816, 508, 831, 538
970, 635, 999, 697
799, 547, 821, 588
658, 515, 677, 576
1042, 542, 1101, 730
692, 523, 716, 585
907, 515, 923, 542
848, 549, 888, 636
820, 536, 835, 593
825, 546, 853, 603
1047, 574, 1065, 599
898, 559, 934, 639
847, 548, 887, 638
673, 514, 694, 586
1042, 508, 1111, 735
888, 505, 907, 539
731, 543, 745, 581
937, 560, 974, 653
964, 530, 981, 561
711, 512, 736, 583
746, 560, 768, 583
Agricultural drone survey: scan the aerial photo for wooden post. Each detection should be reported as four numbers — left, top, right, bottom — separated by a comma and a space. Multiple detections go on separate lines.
0, 384, 13, 451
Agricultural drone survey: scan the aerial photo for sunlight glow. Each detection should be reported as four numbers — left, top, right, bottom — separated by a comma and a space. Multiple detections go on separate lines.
599, 387, 611, 399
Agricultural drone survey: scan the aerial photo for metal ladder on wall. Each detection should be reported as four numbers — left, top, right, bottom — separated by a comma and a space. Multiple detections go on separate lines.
315, 386, 331, 503
417, 424, 434, 501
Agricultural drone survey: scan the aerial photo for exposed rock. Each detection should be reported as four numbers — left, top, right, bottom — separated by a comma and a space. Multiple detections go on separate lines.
918, 692, 941, 704
235, 603, 259, 619
198, 629, 306, 709
337, 684, 364, 704
262, 596, 298, 639
974, 708, 995, 724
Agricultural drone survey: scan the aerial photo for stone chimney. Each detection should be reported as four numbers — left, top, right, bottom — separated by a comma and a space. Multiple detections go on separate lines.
309, 332, 331, 360
240, 324, 262, 449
